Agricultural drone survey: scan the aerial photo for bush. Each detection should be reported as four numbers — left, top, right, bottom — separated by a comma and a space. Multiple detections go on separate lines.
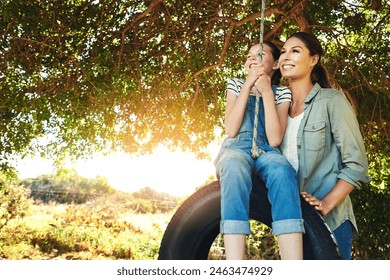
351, 123, 390, 259
0, 175, 31, 231
351, 185, 390, 259
0, 201, 169, 260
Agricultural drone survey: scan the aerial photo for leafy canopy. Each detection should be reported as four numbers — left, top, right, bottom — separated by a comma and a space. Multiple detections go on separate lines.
0, 0, 389, 172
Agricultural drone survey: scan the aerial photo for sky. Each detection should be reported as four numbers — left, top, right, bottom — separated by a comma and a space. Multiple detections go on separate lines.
16, 145, 219, 197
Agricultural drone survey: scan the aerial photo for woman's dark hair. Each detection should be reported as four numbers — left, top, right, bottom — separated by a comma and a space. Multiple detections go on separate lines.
287, 32, 332, 88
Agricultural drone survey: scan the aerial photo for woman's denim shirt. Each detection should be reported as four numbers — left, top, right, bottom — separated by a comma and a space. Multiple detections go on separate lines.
297, 83, 371, 236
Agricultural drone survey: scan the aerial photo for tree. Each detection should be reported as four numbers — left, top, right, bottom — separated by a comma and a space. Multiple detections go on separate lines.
0, 0, 388, 174
20, 170, 116, 203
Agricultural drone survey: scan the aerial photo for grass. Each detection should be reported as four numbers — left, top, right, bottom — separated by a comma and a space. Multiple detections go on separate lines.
0, 192, 280, 260
0, 200, 173, 260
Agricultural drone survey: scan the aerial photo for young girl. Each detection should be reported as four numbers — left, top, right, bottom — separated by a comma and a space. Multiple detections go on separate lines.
215, 41, 304, 260
278, 32, 370, 259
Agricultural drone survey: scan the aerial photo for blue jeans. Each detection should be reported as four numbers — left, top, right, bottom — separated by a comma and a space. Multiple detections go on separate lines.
215, 141, 304, 236
333, 221, 353, 260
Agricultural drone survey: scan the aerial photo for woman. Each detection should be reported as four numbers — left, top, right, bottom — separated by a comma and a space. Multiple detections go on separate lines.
215, 41, 304, 260
278, 32, 371, 259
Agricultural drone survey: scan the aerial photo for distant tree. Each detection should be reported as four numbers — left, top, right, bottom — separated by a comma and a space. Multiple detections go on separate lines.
20, 170, 115, 203
132, 186, 179, 212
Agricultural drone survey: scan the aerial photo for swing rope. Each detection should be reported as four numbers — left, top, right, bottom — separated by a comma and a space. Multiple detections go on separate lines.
251, 0, 266, 159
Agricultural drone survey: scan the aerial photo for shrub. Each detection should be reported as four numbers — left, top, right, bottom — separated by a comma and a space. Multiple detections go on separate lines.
351, 185, 390, 259
0, 175, 31, 231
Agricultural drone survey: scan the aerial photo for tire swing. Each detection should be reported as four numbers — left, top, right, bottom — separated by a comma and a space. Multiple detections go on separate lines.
159, 0, 340, 260
158, 178, 340, 260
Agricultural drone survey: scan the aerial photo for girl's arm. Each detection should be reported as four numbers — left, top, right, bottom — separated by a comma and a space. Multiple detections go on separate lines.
225, 68, 260, 138
254, 68, 289, 147
224, 83, 251, 138
262, 88, 289, 147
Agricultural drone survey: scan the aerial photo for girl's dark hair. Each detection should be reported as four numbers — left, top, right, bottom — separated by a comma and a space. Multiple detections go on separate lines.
249, 40, 281, 85
287, 32, 332, 88
263, 40, 282, 85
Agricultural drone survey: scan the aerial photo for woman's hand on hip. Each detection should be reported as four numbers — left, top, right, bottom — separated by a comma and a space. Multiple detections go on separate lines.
301, 191, 331, 216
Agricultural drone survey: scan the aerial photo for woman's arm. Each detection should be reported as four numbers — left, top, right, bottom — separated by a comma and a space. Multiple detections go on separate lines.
301, 179, 354, 216
328, 91, 370, 187
302, 90, 370, 216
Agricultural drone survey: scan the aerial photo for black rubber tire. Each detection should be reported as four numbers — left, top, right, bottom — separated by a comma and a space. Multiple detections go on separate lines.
158, 178, 340, 260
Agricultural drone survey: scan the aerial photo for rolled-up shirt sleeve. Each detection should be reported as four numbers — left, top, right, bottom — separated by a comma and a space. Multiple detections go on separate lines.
328, 92, 371, 188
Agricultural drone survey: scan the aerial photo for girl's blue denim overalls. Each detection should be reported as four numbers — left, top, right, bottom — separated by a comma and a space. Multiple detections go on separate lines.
215, 93, 304, 236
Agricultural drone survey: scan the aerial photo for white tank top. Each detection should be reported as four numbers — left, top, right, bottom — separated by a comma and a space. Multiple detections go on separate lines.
280, 113, 304, 172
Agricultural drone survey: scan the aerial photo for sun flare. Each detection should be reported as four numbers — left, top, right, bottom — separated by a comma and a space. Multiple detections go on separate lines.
17, 145, 220, 197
